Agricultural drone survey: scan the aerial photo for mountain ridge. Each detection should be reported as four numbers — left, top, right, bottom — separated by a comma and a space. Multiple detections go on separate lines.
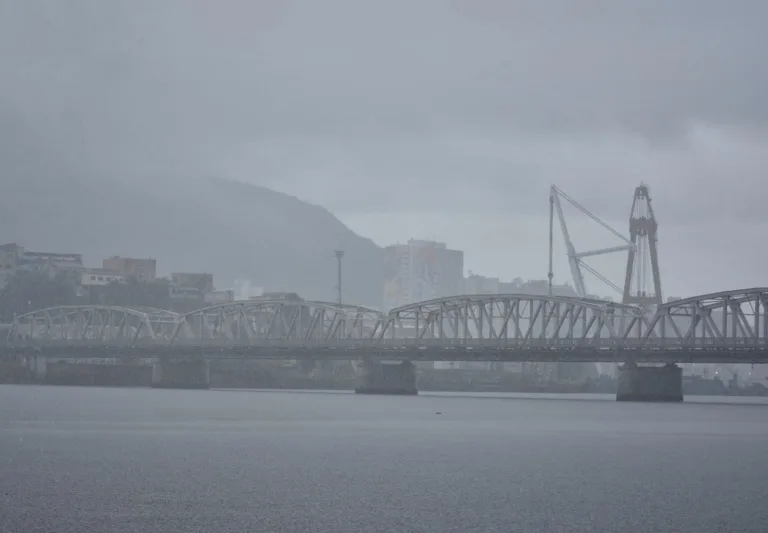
0, 174, 385, 307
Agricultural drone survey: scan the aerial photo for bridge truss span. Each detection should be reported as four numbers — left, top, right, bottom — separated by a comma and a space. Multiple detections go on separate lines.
377, 294, 649, 347
7, 305, 180, 345
4, 290, 768, 362
170, 300, 385, 345
639, 288, 768, 348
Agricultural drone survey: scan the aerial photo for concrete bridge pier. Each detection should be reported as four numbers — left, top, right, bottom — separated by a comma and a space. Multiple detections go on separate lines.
21, 355, 48, 383
617, 362, 683, 402
355, 360, 418, 395
32, 355, 47, 383
151, 358, 210, 390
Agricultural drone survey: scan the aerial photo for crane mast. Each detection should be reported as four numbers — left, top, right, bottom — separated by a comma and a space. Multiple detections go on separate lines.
622, 184, 663, 306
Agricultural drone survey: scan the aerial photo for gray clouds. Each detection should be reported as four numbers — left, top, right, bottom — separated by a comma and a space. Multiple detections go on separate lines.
1, 0, 767, 296
4, 1, 767, 140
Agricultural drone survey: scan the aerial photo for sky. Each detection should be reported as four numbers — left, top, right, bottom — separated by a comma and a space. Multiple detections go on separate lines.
1, 0, 767, 299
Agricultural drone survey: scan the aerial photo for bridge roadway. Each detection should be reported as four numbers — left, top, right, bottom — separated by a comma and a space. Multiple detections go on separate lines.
3, 288, 768, 365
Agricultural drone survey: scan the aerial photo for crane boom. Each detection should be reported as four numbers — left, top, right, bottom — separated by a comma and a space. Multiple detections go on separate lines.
550, 186, 586, 297
548, 185, 635, 299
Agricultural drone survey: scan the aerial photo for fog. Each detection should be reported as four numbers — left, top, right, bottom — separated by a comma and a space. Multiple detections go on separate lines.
1, 0, 767, 297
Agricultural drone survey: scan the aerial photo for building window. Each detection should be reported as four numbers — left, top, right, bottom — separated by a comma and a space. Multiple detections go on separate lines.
91, 276, 96, 280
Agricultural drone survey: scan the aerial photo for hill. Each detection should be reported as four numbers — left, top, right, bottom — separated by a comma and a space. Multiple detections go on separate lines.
0, 174, 385, 307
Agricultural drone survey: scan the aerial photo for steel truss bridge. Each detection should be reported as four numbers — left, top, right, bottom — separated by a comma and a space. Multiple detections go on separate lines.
3, 289, 768, 364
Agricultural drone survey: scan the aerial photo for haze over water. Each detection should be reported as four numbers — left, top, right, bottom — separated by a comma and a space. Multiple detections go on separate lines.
2, 386, 768, 532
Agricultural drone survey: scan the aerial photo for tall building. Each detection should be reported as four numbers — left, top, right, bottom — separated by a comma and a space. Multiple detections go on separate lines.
103, 256, 156, 281
382, 239, 464, 311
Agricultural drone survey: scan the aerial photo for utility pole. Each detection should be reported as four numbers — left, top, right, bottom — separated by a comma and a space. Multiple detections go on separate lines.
548, 190, 554, 296
334, 250, 344, 306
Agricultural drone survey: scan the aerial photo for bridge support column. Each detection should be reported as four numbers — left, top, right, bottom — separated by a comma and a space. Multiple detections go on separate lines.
617, 363, 683, 402
33, 355, 47, 383
151, 358, 210, 390
355, 360, 418, 395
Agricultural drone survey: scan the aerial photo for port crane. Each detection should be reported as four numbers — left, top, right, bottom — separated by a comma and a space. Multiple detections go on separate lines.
547, 184, 663, 307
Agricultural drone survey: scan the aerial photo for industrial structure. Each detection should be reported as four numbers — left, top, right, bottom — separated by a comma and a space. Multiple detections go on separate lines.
622, 184, 663, 306
548, 183, 662, 308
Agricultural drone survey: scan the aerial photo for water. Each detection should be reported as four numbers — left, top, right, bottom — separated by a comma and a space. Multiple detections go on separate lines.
2, 386, 768, 532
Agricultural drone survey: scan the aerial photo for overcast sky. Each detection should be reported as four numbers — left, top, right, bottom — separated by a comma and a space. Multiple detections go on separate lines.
2, 0, 767, 299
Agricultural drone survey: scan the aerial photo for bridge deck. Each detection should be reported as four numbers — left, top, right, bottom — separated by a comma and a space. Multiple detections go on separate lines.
2, 344, 768, 364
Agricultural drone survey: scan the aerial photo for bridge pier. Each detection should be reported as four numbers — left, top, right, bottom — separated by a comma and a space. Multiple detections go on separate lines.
617, 363, 683, 402
31, 355, 47, 383
151, 358, 210, 390
355, 360, 418, 395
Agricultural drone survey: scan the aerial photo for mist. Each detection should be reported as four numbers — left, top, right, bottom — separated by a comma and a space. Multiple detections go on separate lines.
2, 0, 767, 297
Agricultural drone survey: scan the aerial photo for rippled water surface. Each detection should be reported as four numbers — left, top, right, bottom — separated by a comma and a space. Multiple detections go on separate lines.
2, 386, 768, 532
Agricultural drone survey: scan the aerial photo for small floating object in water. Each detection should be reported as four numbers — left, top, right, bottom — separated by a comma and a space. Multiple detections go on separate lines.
436, 412, 442, 415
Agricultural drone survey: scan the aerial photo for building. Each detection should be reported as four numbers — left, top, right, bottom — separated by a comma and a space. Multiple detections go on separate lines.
0, 243, 83, 289
250, 292, 303, 302
172, 273, 215, 294
170, 285, 201, 301
0, 243, 21, 290
18, 250, 83, 278
204, 290, 235, 305
382, 239, 464, 311
81, 268, 126, 287
103, 256, 156, 281
462, 273, 581, 299
464, 272, 500, 294
497, 278, 578, 298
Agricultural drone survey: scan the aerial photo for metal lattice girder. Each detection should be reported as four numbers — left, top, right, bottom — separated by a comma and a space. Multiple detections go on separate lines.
639, 288, 768, 347
5, 289, 768, 356
375, 294, 648, 347
7, 305, 179, 346
170, 300, 385, 344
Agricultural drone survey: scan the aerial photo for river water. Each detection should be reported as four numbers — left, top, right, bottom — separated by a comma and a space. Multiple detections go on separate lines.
2, 386, 767, 532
